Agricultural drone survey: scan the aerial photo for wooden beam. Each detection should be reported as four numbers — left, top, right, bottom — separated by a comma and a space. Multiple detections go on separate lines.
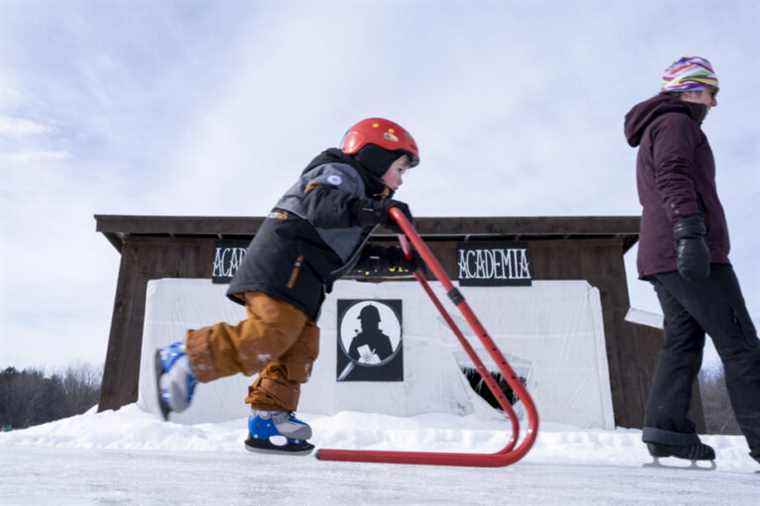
95, 214, 641, 240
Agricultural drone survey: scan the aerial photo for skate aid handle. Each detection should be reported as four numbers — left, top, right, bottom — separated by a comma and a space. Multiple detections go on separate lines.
391, 209, 540, 464
316, 208, 540, 467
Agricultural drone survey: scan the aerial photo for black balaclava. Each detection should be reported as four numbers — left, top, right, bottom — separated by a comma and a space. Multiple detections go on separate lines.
355, 144, 405, 179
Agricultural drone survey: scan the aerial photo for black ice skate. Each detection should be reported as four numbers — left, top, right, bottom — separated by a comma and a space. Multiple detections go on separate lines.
643, 442, 717, 471
751, 451, 760, 474
244, 436, 315, 456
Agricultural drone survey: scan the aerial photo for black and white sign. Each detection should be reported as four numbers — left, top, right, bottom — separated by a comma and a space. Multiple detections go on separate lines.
457, 242, 533, 286
336, 299, 403, 382
211, 240, 249, 284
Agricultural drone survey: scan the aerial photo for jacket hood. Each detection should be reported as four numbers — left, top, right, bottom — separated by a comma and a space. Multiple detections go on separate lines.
302, 148, 389, 198
624, 93, 708, 147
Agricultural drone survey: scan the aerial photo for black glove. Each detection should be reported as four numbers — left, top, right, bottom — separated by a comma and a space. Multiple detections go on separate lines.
673, 214, 711, 281
353, 245, 422, 279
385, 246, 422, 273
352, 198, 414, 232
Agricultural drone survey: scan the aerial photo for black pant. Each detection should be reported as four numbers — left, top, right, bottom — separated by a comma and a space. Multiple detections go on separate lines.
643, 264, 760, 456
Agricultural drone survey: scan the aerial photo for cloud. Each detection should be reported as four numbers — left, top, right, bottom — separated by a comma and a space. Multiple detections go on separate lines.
2, 157, 123, 368
2, 1, 759, 370
0, 150, 69, 164
0, 72, 25, 110
0, 116, 51, 137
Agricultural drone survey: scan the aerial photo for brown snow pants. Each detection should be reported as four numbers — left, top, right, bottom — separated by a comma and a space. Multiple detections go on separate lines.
185, 292, 319, 412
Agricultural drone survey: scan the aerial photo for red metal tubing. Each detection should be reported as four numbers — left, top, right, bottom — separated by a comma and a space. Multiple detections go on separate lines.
316, 209, 539, 467
410, 269, 519, 454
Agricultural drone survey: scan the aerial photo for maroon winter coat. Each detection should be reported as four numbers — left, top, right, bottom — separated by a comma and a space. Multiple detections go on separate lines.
624, 93, 730, 278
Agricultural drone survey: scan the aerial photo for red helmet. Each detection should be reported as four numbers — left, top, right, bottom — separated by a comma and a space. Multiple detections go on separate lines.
340, 117, 419, 167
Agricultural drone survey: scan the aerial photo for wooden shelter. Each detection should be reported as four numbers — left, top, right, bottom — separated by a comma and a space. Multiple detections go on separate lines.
95, 214, 704, 430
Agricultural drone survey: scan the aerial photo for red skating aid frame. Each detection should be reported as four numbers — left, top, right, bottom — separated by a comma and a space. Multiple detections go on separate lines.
316, 208, 540, 467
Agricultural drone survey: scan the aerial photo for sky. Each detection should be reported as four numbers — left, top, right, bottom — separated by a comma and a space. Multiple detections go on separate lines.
2, 1, 759, 370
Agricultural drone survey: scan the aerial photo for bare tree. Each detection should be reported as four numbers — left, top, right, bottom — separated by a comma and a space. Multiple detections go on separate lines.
60, 363, 102, 415
699, 367, 741, 435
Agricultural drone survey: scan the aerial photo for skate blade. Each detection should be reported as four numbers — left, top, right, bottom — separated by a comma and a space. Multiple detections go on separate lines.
643, 457, 716, 471
154, 350, 170, 421
244, 438, 314, 457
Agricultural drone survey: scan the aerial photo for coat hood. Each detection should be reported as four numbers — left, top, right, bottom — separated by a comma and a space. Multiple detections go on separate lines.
624, 93, 708, 147
302, 148, 389, 198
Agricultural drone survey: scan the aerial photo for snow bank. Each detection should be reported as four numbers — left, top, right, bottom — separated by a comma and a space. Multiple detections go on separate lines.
1, 404, 756, 472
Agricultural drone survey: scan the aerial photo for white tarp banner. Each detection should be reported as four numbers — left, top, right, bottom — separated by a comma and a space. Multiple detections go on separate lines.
138, 278, 614, 429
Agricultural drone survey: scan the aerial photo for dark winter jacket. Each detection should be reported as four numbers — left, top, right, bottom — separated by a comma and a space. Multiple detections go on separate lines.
624, 93, 730, 278
226, 149, 397, 320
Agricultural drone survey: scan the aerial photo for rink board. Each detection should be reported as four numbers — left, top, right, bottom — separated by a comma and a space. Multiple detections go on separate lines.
137, 279, 614, 429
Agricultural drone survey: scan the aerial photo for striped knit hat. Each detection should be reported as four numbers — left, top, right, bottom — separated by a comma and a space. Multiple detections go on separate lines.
661, 56, 719, 93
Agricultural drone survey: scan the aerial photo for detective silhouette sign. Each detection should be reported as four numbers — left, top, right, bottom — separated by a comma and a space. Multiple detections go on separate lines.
336, 299, 403, 382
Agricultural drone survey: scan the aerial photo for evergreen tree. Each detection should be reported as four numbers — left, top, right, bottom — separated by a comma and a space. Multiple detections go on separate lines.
0, 364, 102, 429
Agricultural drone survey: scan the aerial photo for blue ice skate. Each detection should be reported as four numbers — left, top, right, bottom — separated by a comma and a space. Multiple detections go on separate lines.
154, 341, 197, 421
245, 410, 315, 456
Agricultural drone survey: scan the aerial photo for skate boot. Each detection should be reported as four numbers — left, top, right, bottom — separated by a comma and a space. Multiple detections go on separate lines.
645, 442, 716, 470
244, 410, 314, 456
154, 342, 197, 421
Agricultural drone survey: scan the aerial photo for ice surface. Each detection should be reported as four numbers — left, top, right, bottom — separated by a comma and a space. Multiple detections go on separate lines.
1, 404, 758, 505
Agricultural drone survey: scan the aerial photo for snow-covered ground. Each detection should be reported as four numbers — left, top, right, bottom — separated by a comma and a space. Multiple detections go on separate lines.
1, 405, 757, 505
